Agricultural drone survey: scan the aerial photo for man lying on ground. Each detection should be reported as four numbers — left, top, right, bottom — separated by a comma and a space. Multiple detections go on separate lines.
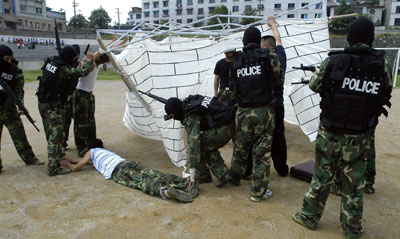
61, 138, 197, 203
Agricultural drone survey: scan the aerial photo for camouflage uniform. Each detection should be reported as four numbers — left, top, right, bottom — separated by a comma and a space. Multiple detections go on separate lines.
229, 51, 284, 198
61, 96, 73, 149
38, 61, 92, 176
112, 161, 190, 197
184, 113, 235, 182
296, 48, 392, 238
0, 66, 39, 170
72, 89, 96, 156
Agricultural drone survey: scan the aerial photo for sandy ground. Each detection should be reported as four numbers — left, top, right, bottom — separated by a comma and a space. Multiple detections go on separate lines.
0, 80, 399, 239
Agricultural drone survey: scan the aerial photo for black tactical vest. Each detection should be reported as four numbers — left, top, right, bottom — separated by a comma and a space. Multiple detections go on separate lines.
183, 95, 235, 131
37, 59, 68, 103
0, 63, 18, 105
231, 46, 274, 108
320, 46, 390, 134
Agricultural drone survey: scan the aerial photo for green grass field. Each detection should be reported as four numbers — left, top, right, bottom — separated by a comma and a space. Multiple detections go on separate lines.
24, 69, 120, 83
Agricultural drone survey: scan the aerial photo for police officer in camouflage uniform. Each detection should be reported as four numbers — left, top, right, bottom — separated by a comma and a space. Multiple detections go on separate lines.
0, 45, 43, 173
37, 45, 93, 176
292, 17, 392, 239
218, 26, 284, 202
164, 94, 236, 187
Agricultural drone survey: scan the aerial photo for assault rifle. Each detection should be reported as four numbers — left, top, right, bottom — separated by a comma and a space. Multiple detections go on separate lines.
291, 79, 310, 85
54, 19, 62, 56
292, 64, 317, 72
138, 90, 171, 120
0, 79, 40, 132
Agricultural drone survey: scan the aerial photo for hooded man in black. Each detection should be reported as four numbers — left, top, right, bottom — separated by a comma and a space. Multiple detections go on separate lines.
37, 45, 94, 176
0, 45, 43, 173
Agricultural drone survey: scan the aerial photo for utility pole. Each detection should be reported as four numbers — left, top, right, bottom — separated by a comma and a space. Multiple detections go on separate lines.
116, 8, 121, 29
72, 0, 79, 17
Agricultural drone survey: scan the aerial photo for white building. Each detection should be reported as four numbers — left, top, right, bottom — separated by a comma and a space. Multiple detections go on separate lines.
130, 0, 327, 26
388, 0, 400, 26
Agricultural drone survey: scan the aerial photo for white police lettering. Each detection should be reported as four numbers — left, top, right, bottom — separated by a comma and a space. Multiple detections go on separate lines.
46, 63, 58, 74
201, 96, 212, 108
236, 65, 261, 78
1, 72, 13, 81
342, 77, 380, 95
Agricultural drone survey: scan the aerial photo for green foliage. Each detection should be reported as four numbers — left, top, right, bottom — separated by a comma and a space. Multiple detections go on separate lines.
240, 7, 258, 25
207, 5, 229, 30
68, 14, 88, 29
89, 7, 112, 29
329, 0, 356, 33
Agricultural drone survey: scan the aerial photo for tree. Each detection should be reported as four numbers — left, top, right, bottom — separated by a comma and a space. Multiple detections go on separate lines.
329, 0, 356, 33
88, 7, 111, 29
240, 7, 258, 25
68, 14, 88, 29
207, 5, 229, 29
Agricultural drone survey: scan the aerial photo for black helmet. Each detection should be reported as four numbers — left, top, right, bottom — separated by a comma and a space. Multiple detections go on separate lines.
164, 97, 184, 121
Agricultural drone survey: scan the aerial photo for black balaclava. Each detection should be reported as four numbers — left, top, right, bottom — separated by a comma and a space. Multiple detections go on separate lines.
0, 45, 13, 67
60, 45, 77, 65
72, 44, 80, 56
347, 17, 374, 47
165, 98, 184, 121
242, 26, 261, 47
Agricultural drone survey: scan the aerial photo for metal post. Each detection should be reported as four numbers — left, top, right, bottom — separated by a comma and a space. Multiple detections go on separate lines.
96, 37, 152, 113
394, 49, 400, 88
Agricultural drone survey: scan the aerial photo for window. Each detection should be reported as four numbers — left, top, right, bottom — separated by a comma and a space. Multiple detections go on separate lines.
245, 5, 251, 10
187, 19, 193, 23
29, 21, 33, 28
395, 18, 400, 26
287, 14, 294, 18
36, 7, 42, 14
163, 10, 169, 16
198, 8, 204, 14
396, 6, 400, 13
153, 2, 159, 8
35, 22, 40, 29
48, 24, 51, 30
288, 3, 295, 9
4, 9, 10, 14
315, 3, 322, 9
136, 14, 142, 19
177, 0, 182, 4
209, 0, 215, 3
144, 11, 150, 17
221, 0, 226, 2
163, 1, 168, 7
20, 4, 27, 12
301, 13, 308, 19
25, 20, 28, 27
42, 23, 46, 29
258, 4, 264, 10
209, 7, 214, 13
18, 19, 22, 26
177, 19, 182, 24
198, 0, 203, 3
176, 9, 182, 15
301, 3, 308, 8
187, 8, 193, 14
233, 6, 239, 12
153, 10, 159, 17
187, 0, 193, 5
144, 3, 149, 9
274, 4, 281, 10
154, 20, 159, 24
314, 13, 322, 18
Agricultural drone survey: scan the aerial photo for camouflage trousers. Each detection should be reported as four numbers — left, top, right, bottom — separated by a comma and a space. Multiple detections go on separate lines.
217, 89, 235, 103
194, 121, 235, 181
38, 101, 65, 175
332, 131, 376, 193
300, 125, 374, 238
230, 105, 275, 198
0, 105, 38, 169
62, 96, 73, 148
112, 161, 190, 197
72, 90, 96, 154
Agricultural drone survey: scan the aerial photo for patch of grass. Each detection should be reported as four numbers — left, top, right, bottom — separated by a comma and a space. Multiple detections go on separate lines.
24, 69, 120, 83
396, 74, 400, 88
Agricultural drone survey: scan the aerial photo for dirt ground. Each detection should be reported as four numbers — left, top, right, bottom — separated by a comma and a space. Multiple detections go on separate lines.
0, 80, 399, 239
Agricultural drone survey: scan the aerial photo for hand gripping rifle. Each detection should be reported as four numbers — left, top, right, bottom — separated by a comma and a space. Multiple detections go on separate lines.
291, 64, 316, 85
138, 90, 172, 120
0, 79, 40, 132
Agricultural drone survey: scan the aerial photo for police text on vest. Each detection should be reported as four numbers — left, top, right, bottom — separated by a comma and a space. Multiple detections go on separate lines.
46, 63, 58, 74
1, 72, 12, 81
201, 96, 212, 108
237, 65, 261, 78
342, 77, 380, 94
